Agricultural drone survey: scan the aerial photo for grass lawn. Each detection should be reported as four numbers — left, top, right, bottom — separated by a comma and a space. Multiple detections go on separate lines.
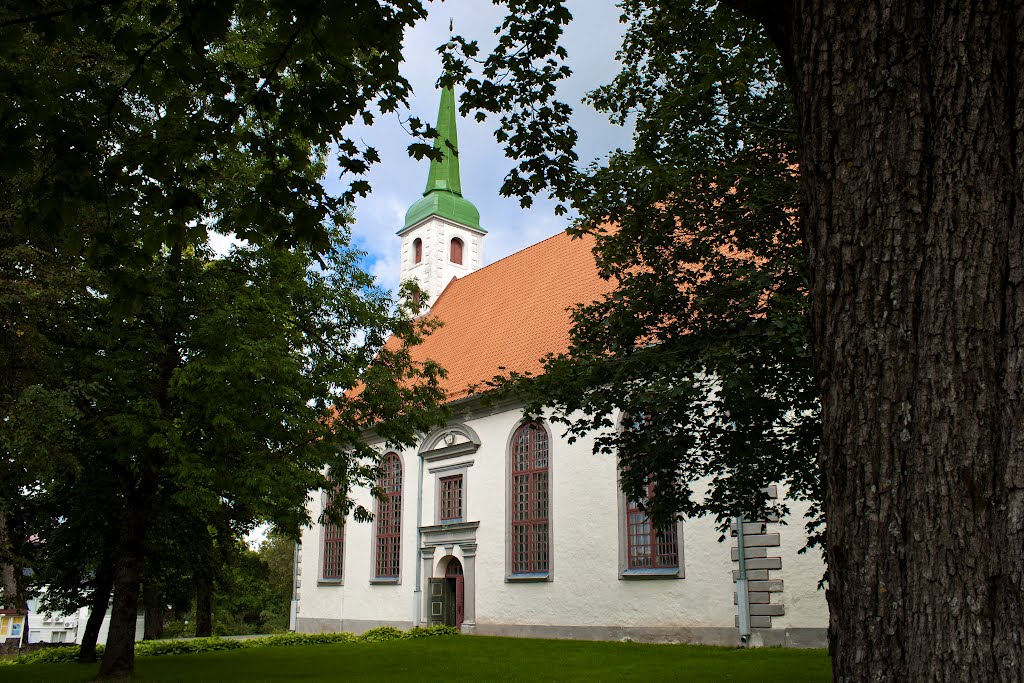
0, 636, 831, 682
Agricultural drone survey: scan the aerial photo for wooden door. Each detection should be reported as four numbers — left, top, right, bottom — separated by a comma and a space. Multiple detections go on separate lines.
445, 558, 465, 629
428, 577, 453, 627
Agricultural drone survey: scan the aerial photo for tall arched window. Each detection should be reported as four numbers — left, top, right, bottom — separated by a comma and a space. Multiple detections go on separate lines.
413, 238, 423, 264
510, 421, 550, 575
450, 237, 464, 265
375, 453, 403, 578
321, 490, 344, 580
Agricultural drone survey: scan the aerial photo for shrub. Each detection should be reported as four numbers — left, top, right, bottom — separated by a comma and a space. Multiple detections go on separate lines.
359, 626, 405, 642
0, 624, 456, 665
135, 637, 246, 657
244, 632, 357, 648
3, 646, 89, 665
404, 625, 460, 638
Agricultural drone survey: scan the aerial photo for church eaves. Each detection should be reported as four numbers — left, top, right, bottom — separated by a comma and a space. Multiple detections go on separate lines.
401, 84, 484, 233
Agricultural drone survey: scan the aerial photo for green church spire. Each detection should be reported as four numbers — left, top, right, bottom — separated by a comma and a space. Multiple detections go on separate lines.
402, 84, 483, 232
424, 85, 462, 196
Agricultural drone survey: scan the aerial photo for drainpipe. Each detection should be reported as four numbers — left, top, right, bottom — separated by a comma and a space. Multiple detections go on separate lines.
734, 514, 751, 646
413, 451, 424, 626
290, 542, 300, 632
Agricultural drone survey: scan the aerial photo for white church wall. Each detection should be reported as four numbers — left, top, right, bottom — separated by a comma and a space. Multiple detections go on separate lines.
296, 401, 828, 646
296, 450, 421, 633
467, 408, 739, 635
763, 495, 829, 632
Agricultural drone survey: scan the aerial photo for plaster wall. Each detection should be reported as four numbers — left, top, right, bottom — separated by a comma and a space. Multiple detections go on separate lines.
765, 493, 829, 630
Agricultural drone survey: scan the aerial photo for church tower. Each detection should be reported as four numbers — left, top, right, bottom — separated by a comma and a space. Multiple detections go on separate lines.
398, 84, 485, 308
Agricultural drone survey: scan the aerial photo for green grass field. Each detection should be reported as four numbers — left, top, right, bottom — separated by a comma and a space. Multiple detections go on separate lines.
0, 636, 831, 682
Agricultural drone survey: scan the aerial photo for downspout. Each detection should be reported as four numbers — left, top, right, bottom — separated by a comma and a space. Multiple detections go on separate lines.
290, 542, 300, 632
413, 451, 424, 626
734, 514, 751, 646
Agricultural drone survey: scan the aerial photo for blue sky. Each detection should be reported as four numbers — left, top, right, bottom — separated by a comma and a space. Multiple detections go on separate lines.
323, 0, 633, 296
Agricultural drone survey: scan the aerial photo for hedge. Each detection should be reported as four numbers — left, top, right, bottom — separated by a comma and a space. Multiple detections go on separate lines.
0, 625, 459, 666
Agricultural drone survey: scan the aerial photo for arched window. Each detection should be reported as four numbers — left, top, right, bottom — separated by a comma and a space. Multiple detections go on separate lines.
375, 453, 403, 578
321, 490, 344, 580
413, 238, 423, 264
510, 421, 550, 575
450, 237, 464, 265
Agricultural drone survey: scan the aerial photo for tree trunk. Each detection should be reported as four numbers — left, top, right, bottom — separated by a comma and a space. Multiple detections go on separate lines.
194, 573, 213, 638
78, 552, 115, 664
774, 1, 1022, 680
143, 582, 164, 641
98, 497, 148, 679
0, 509, 21, 610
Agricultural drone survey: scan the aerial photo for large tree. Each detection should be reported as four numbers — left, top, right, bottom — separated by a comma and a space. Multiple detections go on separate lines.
29, 232, 445, 678
1, 1, 452, 678
446, 1, 1023, 680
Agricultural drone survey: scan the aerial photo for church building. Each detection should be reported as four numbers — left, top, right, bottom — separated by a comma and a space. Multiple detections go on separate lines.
293, 85, 829, 648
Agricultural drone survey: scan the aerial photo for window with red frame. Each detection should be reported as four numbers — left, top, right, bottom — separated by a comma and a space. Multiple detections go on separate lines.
450, 237, 464, 264
439, 475, 463, 522
413, 237, 423, 263
510, 421, 549, 574
375, 453, 403, 578
322, 490, 344, 580
625, 484, 679, 570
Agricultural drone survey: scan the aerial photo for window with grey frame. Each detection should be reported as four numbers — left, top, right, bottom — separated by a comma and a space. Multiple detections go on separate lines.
510, 421, 550, 575
439, 474, 463, 522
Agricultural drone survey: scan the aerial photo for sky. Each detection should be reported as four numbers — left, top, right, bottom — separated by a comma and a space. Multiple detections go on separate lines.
323, 0, 633, 296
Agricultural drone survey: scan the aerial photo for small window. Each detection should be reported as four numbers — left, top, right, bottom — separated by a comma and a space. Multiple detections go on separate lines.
321, 490, 344, 580
450, 237, 464, 265
439, 475, 464, 522
375, 453, 403, 578
413, 238, 423, 264
626, 484, 679, 570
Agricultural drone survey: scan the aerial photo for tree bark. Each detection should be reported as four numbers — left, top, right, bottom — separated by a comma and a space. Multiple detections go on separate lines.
776, 1, 1023, 680
0, 509, 22, 610
142, 582, 164, 641
194, 573, 213, 638
78, 551, 115, 664
98, 496, 148, 679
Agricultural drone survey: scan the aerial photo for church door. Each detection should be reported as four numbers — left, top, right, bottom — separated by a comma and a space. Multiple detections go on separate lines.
427, 578, 453, 627
445, 558, 465, 629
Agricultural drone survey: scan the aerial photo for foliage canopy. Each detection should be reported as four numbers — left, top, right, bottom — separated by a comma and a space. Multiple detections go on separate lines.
446, 0, 820, 540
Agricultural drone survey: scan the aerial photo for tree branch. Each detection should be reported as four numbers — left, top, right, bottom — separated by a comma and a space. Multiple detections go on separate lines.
721, 0, 795, 79
0, 0, 123, 30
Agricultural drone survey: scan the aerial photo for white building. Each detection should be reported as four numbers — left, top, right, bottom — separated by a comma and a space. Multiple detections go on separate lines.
24, 595, 143, 645
294, 85, 828, 648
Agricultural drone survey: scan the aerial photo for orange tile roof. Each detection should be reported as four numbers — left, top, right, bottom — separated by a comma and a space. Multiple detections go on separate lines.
415, 229, 615, 402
